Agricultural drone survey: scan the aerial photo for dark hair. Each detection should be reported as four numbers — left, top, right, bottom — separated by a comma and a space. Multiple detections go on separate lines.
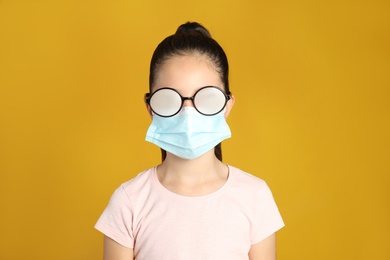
149, 22, 230, 161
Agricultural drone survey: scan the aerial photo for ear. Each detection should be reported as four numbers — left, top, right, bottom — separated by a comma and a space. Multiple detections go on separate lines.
224, 94, 235, 118
145, 102, 153, 118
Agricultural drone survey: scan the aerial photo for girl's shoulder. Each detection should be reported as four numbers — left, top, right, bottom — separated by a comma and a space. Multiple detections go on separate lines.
229, 165, 267, 186
228, 165, 272, 197
118, 167, 156, 198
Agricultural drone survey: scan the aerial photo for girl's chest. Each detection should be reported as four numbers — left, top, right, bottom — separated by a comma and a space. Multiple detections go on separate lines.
132, 198, 252, 259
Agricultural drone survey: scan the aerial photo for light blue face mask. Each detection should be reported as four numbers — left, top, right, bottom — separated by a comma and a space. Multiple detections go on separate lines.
145, 106, 231, 160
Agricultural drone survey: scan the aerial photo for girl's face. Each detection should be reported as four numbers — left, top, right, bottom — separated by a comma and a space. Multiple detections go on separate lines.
148, 54, 234, 118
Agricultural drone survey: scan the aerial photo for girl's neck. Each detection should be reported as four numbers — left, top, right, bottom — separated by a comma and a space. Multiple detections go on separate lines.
156, 150, 229, 196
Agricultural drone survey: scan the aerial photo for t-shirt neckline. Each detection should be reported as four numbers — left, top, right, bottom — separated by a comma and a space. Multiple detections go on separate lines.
151, 165, 233, 201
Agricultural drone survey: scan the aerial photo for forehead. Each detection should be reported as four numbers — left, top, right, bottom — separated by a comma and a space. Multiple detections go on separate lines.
152, 54, 223, 95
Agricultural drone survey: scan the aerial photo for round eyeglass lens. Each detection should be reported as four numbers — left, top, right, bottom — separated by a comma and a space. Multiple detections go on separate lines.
150, 89, 182, 116
194, 87, 227, 115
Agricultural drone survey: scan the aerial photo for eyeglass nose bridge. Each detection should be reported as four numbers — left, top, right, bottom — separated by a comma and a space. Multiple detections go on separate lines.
181, 96, 195, 107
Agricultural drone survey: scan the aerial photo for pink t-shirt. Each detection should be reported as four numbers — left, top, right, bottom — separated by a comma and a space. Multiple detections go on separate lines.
95, 166, 284, 259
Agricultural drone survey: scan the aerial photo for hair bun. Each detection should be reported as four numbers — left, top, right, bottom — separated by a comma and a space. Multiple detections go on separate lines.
175, 22, 212, 38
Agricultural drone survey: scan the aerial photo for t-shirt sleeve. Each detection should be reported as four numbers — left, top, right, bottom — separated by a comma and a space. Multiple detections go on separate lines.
94, 185, 135, 248
250, 181, 285, 245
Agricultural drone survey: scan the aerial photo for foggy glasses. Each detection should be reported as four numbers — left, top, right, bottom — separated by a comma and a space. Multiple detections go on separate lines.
145, 86, 231, 117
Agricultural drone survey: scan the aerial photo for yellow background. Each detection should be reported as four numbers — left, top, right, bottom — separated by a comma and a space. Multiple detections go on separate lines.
0, 0, 389, 259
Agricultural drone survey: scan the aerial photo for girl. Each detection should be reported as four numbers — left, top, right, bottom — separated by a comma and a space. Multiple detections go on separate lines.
95, 22, 284, 260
